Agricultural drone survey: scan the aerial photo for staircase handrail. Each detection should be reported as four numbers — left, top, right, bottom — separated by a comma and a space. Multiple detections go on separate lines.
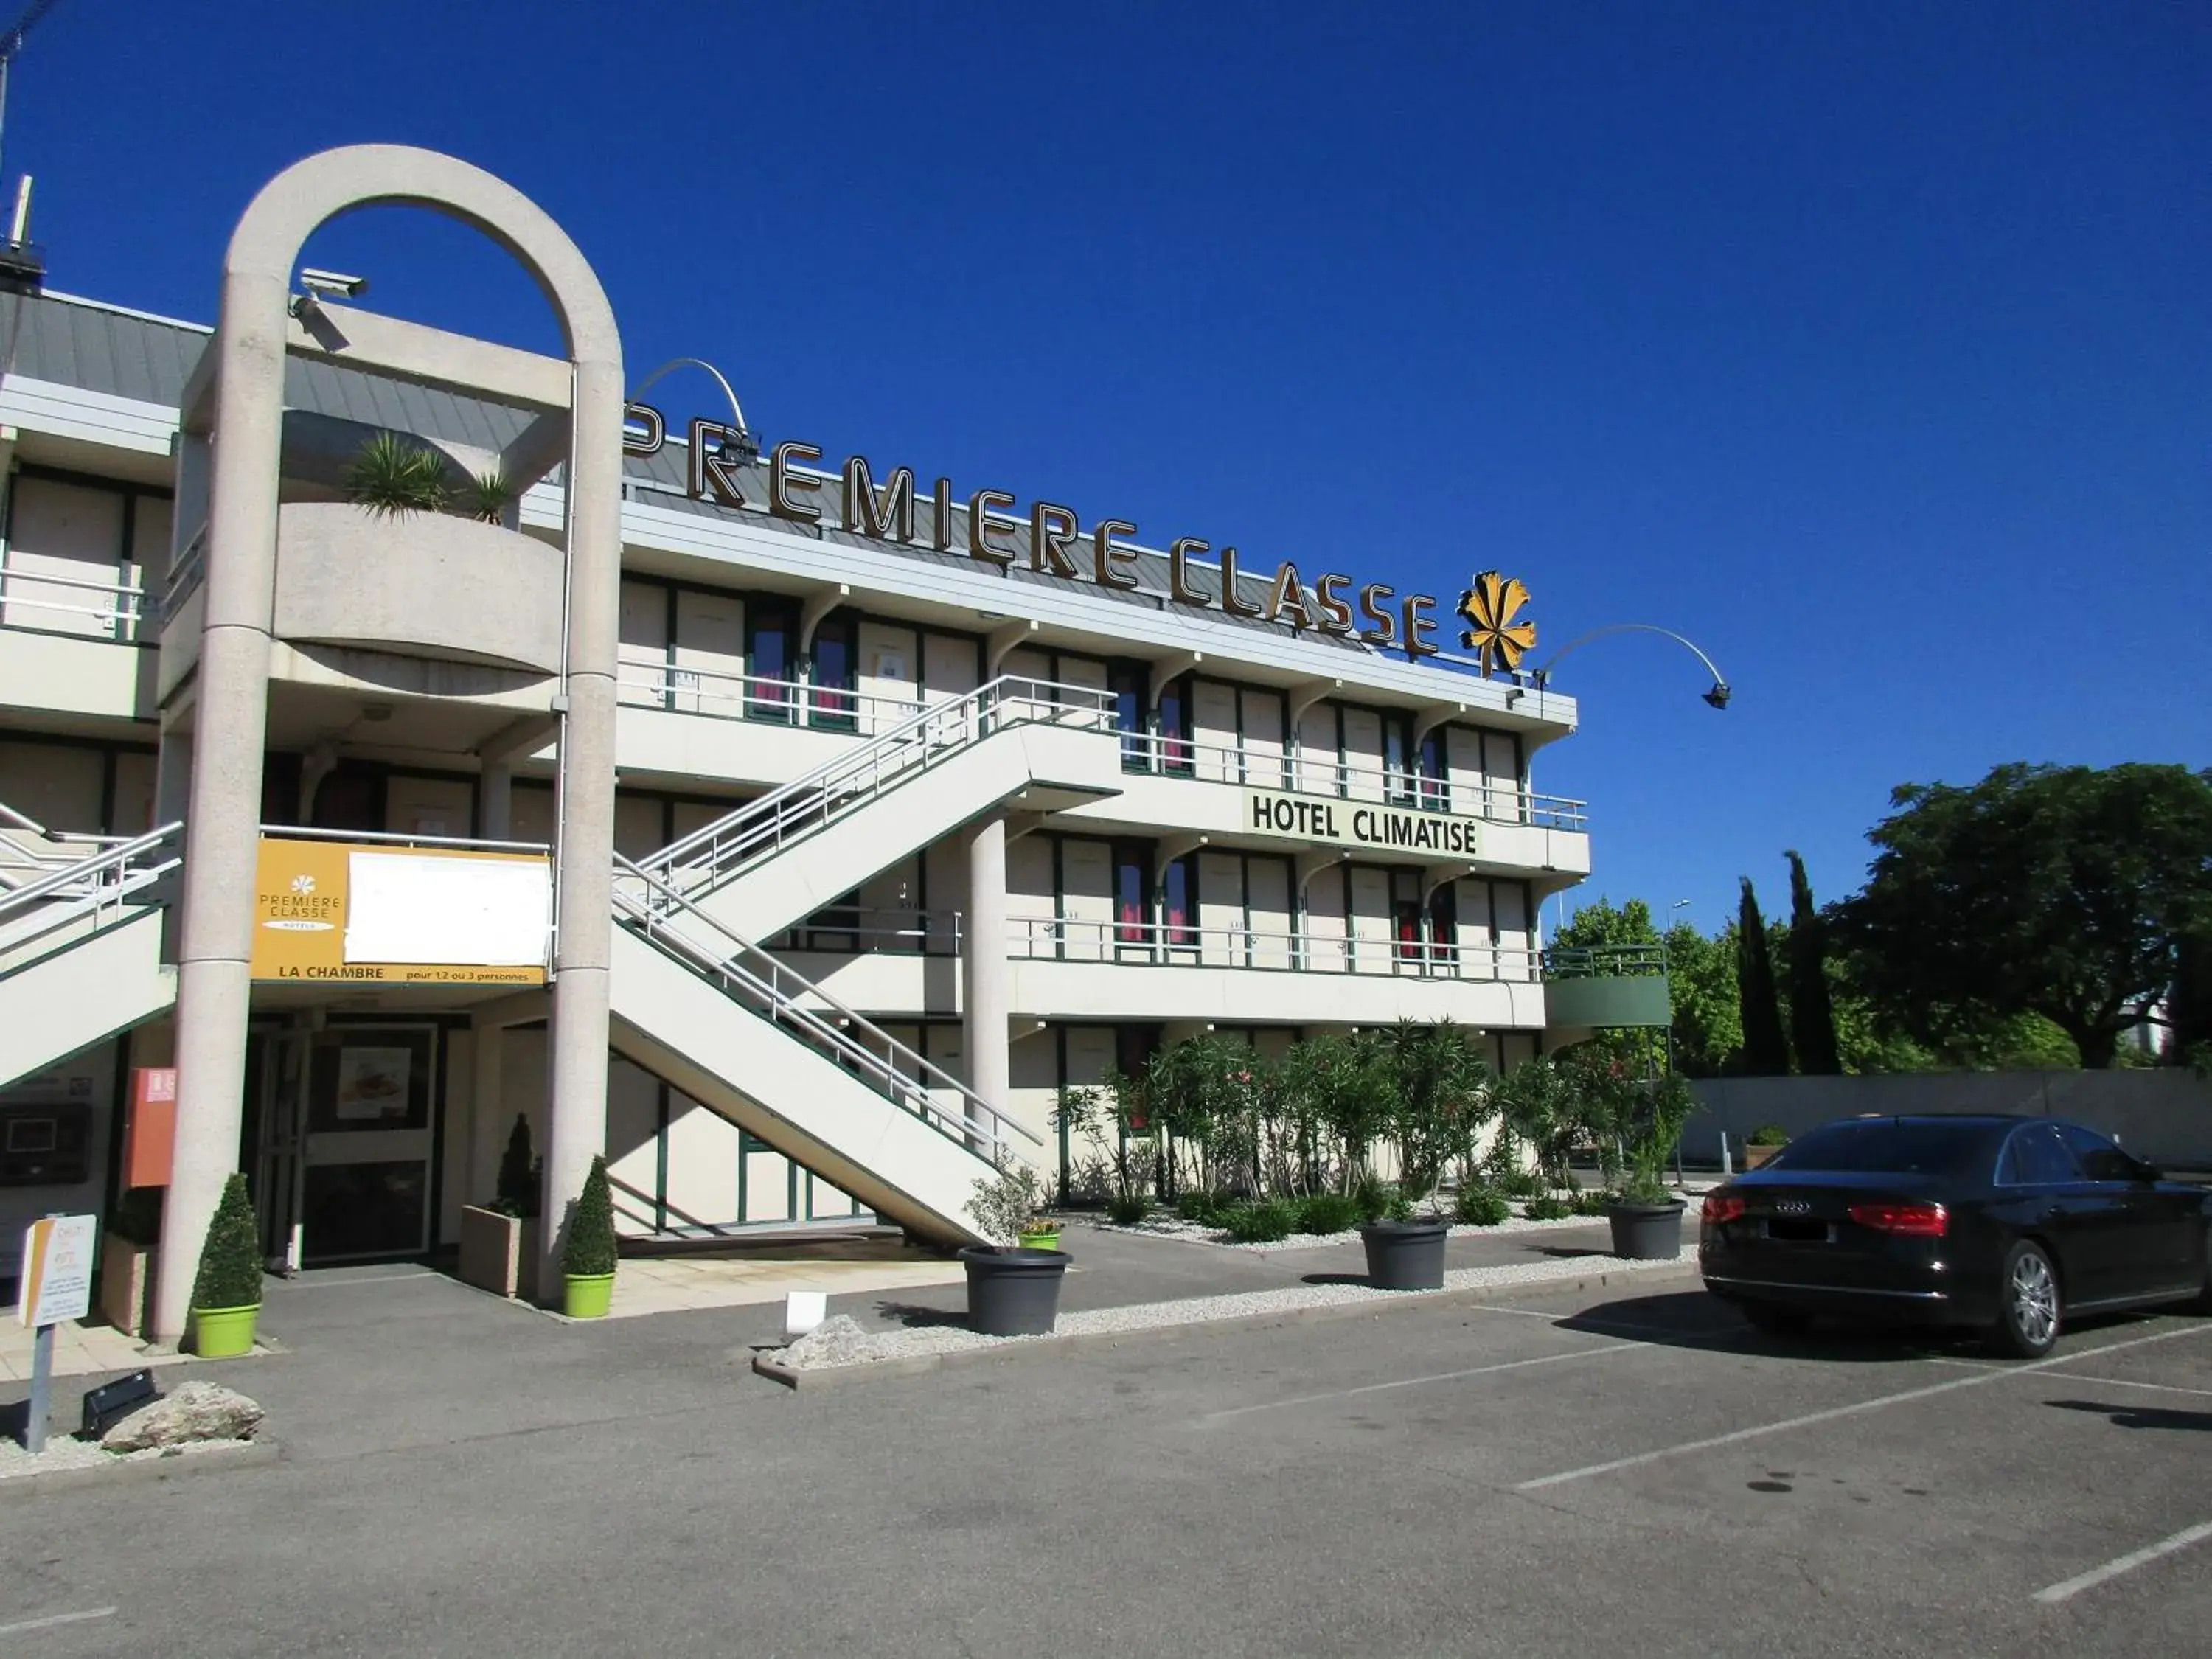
639, 674, 1115, 883
611, 853, 1041, 1161
0, 821, 184, 924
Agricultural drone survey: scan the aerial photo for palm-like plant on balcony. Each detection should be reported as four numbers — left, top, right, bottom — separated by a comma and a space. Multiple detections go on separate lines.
462, 467, 517, 524
344, 433, 450, 518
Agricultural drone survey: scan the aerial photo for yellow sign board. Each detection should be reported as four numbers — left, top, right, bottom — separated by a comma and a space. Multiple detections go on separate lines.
251, 836, 550, 986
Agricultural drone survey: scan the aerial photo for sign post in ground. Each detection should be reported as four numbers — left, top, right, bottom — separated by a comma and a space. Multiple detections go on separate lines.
16, 1213, 97, 1453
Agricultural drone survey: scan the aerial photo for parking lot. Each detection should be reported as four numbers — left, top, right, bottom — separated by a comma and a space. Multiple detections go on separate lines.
2, 1265, 2207, 1658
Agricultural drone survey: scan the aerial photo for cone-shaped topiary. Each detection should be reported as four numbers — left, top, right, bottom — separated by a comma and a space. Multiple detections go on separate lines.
493, 1113, 540, 1218
562, 1155, 618, 1279
191, 1172, 264, 1311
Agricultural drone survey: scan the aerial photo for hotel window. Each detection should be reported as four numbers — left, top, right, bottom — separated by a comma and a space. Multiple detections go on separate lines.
1156, 675, 1196, 777
745, 601, 799, 721
1391, 869, 1425, 965
1113, 844, 1150, 945
1427, 884, 1458, 970
1161, 853, 1198, 949
1108, 664, 1148, 771
1383, 714, 1416, 806
809, 613, 858, 731
1416, 728, 1449, 813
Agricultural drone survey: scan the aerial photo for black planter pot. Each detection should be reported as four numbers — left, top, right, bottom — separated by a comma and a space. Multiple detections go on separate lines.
1359, 1219, 1450, 1291
959, 1245, 1071, 1335
1607, 1200, 1686, 1260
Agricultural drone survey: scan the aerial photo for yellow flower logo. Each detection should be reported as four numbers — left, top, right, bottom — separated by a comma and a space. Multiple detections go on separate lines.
1456, 571, 1537, 678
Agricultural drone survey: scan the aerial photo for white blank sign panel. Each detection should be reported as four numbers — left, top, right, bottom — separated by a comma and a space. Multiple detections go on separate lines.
344, 852, 552, 967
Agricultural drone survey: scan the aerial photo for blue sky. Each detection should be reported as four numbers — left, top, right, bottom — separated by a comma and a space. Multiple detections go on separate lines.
18, 2, 2208, 934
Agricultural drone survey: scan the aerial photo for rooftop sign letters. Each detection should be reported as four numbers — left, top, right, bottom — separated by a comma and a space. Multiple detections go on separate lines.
624, 403, 1541, 670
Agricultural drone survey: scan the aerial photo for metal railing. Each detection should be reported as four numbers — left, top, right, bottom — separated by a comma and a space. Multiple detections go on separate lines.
159, 525, 207, 625
0, 563, 149, 641
638, 675, 1116, 900
612, 853, 1038, 1164
0, 801, 147, 893
0, 820, 184, 973
1543, 944, 1669, 979
1006, 913, 1543, 981
771, 905, 962, 956
617, 658, 927, 737
1116, 731, 1589, 832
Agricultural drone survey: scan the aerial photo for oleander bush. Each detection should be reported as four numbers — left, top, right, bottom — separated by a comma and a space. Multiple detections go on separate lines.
1524, 1195, 1573, 1222
1455, 1186, 1512, 1226
1572, 1189, 1614, 1217
1105, 1193, 1153, 1225
1293, 1192, 1361, 1236
1220, 1199, 1297, 1243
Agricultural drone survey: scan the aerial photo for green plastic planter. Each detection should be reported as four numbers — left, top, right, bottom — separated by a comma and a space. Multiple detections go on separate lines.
563, 1272, 616, 1319
1017, 1227, 1062, 1251
189, 1303, 260, 1358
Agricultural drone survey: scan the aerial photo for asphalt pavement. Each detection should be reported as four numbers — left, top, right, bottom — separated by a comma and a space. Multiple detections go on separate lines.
1, 1255, 2208, 1658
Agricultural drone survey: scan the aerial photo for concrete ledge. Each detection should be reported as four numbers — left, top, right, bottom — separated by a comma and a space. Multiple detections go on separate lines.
4, 1438, 282, 1495
751, 1259, 1703, 1391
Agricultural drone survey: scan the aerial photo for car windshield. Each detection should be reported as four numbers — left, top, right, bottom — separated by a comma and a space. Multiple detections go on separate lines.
1763, 1119, 2000, 1178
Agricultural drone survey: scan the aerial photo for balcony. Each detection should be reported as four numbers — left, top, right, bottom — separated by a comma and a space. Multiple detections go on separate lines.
1054, 732, 1591, 880
0, 562, 157, 722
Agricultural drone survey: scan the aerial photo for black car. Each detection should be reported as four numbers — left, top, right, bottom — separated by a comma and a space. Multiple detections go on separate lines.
1700, 1114, 2212, 1357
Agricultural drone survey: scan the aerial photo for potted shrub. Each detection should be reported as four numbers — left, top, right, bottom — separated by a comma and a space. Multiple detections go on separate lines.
100, 1186, 162, 1338
960, 1162, 1069, 1336
461, 467, 516, 525
561, 1155, 619, 1319
188, 1172, 264, 1358
1360, 1208, 1450, 1290
1744, 1124, 1788, 1169
459, 1115, 543, 1298
1606, 1076, 1695, 1260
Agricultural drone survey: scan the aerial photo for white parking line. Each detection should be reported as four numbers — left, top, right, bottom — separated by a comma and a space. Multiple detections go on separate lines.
2034, 1519, 2212, 1604
1516, 1321, 2212, 1491
1194, 1340, 1644, 1426
0, 1607, 118, 1637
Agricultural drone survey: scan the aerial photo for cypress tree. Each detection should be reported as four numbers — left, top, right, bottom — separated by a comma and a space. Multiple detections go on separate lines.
1785, 851, 1843, 1074
1736, 877, 1792, 1076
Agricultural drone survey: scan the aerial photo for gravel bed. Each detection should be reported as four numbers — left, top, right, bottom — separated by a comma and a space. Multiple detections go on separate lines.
0, 1433, 257, 1481
768, 1247, 1694, 1371
1077, 1208, 1630, 1253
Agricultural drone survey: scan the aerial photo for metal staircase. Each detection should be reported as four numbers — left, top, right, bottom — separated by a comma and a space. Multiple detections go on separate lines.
608, 854, 1037, 1242
0, 809, 183, 1088
627, 675, 1120, 941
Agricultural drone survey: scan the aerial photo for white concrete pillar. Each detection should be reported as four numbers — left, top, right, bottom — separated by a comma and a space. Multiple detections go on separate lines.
152, 256, 290, 1343
480, 762, 513, 841
962, 815, 1009, 1150
537, 343, 624, 1301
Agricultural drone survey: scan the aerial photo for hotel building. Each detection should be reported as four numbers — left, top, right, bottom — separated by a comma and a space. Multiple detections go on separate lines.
0, 147, 1644, 1335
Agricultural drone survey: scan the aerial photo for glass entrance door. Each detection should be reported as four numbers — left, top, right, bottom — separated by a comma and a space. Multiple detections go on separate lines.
295, 1026, 437, 1261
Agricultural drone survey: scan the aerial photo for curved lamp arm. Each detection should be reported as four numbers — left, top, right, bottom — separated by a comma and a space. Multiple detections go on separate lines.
1530, 623, 1731, 709
627, 356, 753, 451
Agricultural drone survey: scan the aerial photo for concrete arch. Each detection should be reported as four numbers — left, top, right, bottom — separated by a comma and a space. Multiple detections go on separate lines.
159, 145, 625, 1337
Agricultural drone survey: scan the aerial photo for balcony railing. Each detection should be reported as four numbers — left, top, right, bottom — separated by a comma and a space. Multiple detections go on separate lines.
1116, 731, 1588, 832
0, 564, 150, 641
1543, 944, 1669, 979
1007, 914, 1542, 983
770, 906, 962, 957
616, 655, 937, 737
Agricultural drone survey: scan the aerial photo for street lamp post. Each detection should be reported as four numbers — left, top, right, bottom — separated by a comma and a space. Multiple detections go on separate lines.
1528, 623, 1732, 709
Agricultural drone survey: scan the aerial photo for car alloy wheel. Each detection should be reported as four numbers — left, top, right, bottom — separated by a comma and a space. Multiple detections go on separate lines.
1991, 1241, 2060, 1359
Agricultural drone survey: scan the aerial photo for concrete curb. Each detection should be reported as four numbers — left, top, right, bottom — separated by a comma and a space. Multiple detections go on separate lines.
751, 1259, 1704, 1391
3, 1438, 283, 1496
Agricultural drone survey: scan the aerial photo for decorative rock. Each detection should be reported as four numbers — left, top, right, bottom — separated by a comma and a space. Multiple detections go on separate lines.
778, 1314, 895, 1368
100, 1381, 265, 1453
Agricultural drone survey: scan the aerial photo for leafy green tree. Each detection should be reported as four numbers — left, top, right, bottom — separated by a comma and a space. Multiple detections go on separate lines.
1784, 852, 1842, 1074
1836, 763, 2212, 1068
1736, 878, 1792, 1075
1662, 920, 1742, 1076
2169, 928, 2212, 1067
